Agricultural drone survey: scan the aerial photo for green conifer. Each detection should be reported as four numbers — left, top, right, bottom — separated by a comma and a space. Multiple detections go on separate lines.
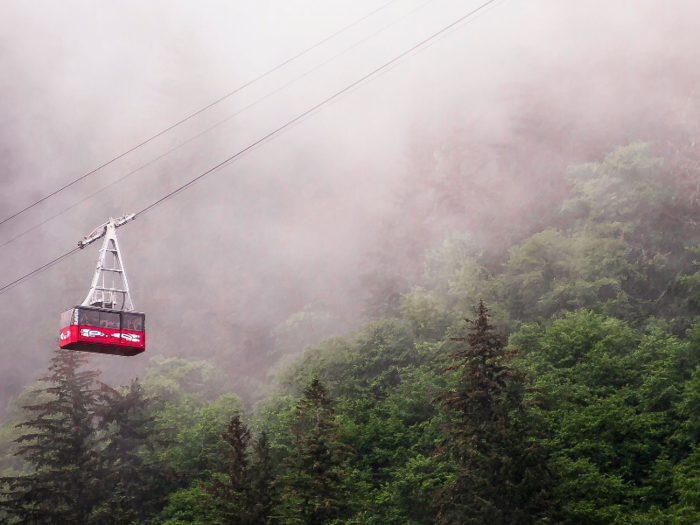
250, 431, 275, 524
280, 376, 356, 525
0, 349, 101, 524
205, 412, 275, 524
432, 301, 552, 525
94, 379, 166, 524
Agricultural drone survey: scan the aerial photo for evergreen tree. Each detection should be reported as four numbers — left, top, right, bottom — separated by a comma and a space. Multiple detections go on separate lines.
279, 376, 356, 525
432, 301, 552, 525
94, 379, 167, 524
205, 412, 275, 525
0, 349, 101, 524
250, 431, 275, 524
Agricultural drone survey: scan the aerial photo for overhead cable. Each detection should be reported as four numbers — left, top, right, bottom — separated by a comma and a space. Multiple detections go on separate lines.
0, 0, 402, 228
135, 0, 499, 217
0, 0, 439, 251
0, 248, 81, 295
0, 0, 502, 297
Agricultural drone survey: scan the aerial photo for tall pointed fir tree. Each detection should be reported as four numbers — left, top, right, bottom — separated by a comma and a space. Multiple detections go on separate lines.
250, 430, 275, 524
280, 376, 357, 525
432, 301, 552, 525
93, 379, 168, 524
204, 412, 275, 525
0, 349, 102, 524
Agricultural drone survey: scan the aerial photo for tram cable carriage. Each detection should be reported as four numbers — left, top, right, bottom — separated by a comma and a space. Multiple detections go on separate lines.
59, 214, 146, 356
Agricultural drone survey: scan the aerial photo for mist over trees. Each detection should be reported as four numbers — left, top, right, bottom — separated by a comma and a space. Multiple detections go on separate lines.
0, 142, 700, 525
3, 0, 700, 523
5, 137, 700, 522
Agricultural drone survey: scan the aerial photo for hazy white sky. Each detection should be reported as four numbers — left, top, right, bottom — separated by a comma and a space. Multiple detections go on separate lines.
0, 0, 697, 406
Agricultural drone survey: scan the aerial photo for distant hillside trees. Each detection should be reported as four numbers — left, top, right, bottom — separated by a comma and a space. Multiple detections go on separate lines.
7, 142, 700, 524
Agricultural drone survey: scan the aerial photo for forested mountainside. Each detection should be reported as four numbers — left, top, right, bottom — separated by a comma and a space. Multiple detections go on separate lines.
4, 141, 700, 524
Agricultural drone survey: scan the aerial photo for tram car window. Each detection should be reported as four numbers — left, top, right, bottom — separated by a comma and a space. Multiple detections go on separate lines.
122, 312, 144, 331
60, 309, 73, 329
100, 311, 120, 329
79, 309, 100, 327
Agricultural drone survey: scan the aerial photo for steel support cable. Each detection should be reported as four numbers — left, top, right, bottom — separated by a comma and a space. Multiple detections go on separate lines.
136, 0, 499, 217
0, 248, 81, 295
0, 0, 402, 228
0, 0, 440, 252
0, 0, 502, 297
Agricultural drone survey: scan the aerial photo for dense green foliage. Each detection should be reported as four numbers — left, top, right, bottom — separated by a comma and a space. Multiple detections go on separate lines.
4, 142, 700, 523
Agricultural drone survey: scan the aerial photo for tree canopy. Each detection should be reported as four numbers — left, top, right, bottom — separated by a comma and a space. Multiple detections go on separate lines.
4, 141, 700, 523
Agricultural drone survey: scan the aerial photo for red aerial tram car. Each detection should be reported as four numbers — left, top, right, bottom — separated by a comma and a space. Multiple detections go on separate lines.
59, 214, 146, 357
59, 305, 145, 356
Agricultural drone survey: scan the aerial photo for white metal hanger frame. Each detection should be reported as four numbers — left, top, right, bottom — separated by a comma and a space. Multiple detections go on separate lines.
78, 214, 136, 311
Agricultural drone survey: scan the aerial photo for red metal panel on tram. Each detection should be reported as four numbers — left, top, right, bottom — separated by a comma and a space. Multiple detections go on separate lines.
59, 325, 79, 346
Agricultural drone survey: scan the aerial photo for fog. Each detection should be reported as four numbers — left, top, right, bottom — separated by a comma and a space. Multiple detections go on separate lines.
0, 0, 698, 413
